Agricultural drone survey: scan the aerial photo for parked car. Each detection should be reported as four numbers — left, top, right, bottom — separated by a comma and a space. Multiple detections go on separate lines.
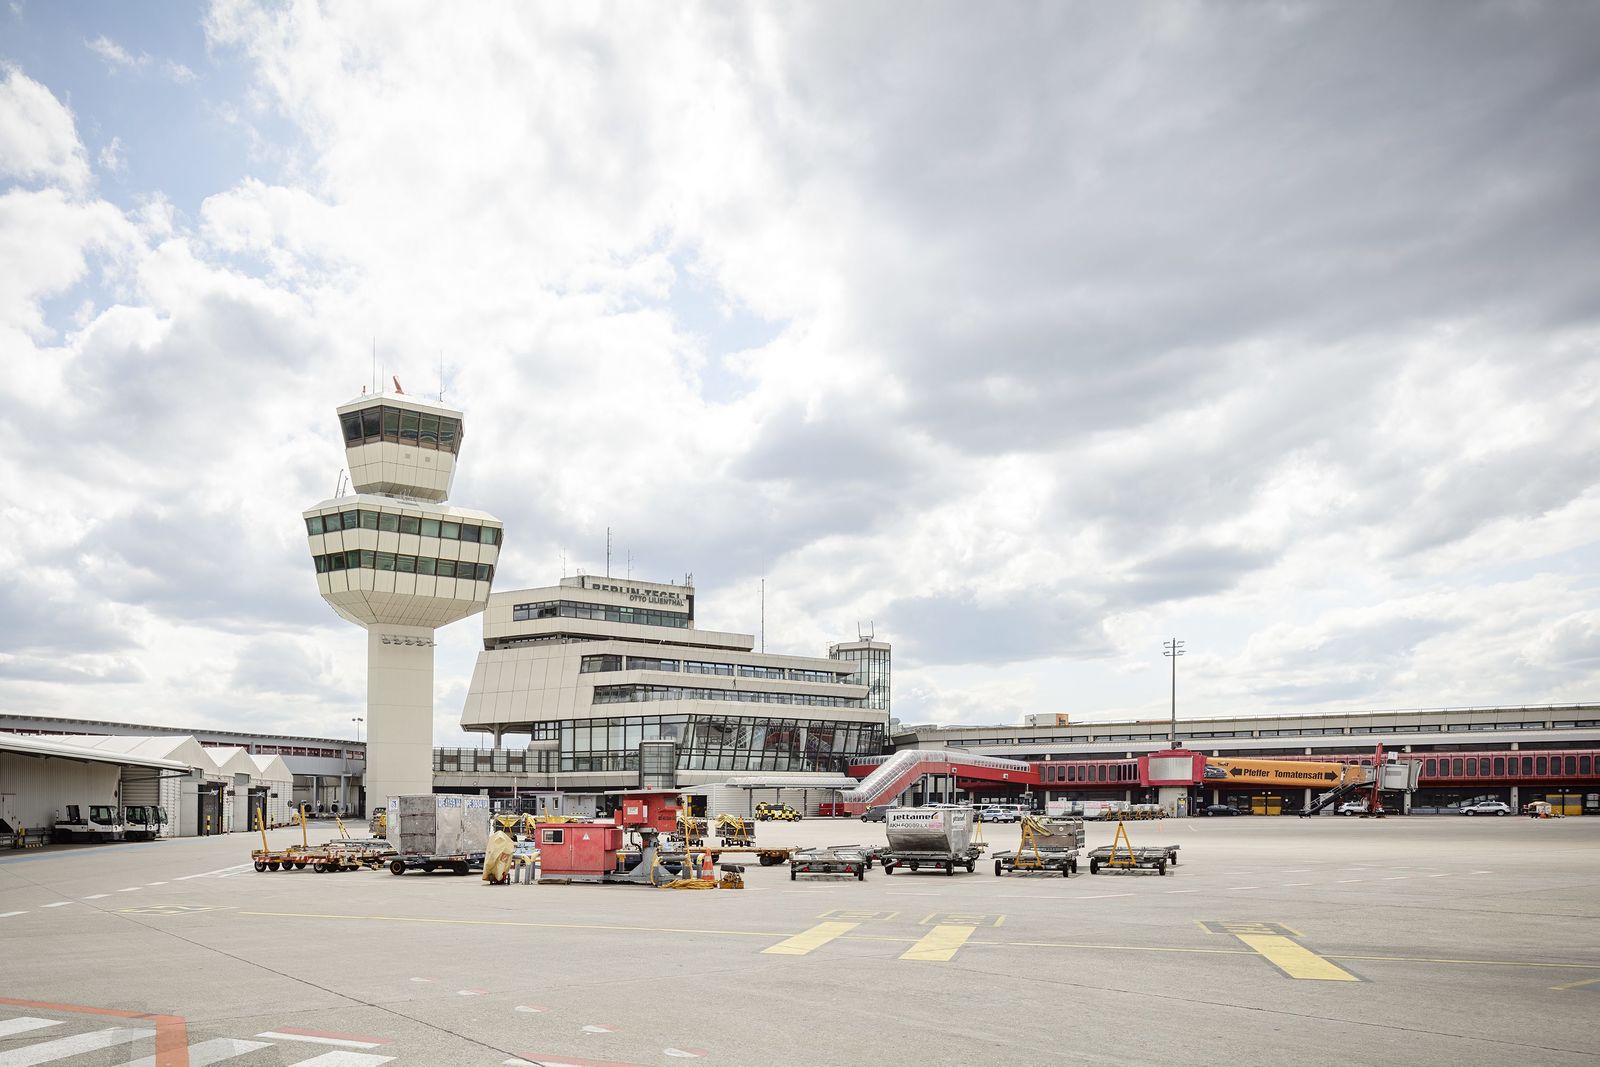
1337, 801, 1369, 816
860, 805, 891, 823
1203, 804, 1242, 816
979, 807, 1021, 823
1461, 800, 1512, 816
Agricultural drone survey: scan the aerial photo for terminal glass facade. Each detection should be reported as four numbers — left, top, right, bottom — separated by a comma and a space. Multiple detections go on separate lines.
536, 714, 885, 773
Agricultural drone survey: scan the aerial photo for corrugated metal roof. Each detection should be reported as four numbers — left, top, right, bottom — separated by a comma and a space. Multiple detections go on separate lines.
0, 734, 191, 772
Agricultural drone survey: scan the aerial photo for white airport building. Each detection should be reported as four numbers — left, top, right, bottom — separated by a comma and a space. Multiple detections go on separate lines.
302, 392, 502, 815
449, 574, 892, 810
0, 732, 293, 842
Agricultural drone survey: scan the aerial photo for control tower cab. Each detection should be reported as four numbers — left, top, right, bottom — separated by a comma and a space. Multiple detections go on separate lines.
303, 393, 503, 815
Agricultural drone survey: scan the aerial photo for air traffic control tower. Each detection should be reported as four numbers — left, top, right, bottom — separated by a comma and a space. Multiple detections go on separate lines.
302, 393, 503, 815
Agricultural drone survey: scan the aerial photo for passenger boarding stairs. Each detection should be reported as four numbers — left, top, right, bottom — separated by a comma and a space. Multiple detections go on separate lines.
1299, 771, 1377, 817
841, 749, 1032, 814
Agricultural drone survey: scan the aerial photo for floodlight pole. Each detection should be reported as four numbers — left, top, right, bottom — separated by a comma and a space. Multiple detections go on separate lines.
1163, 640, 1185, 748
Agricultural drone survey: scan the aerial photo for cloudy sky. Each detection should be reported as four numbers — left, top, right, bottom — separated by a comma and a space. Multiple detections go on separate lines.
2, 2, 1597, 747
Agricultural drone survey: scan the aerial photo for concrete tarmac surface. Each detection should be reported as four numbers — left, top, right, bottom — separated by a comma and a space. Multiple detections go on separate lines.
3, 814, 1598, 1066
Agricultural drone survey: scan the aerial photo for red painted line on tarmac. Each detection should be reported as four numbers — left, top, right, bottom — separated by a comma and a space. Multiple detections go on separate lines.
0, 996, 189, 1067
268, 1026, 391, 1044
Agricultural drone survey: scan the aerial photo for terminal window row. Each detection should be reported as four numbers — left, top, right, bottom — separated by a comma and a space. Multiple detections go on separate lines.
313, 550, 494, 582
579, 654, 849, 684
591, 684, 863, 708
306, 509, 500, 544
512, 600, 689, 629
1424, 754, 1592, 777
341, 405, 463, 454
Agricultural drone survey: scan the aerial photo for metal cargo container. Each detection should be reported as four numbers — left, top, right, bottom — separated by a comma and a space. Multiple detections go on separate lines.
387, 794, 490, 857
884, 805, 974, 854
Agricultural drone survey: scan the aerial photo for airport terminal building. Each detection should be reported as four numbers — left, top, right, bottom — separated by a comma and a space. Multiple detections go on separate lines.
450, 574, 892, 805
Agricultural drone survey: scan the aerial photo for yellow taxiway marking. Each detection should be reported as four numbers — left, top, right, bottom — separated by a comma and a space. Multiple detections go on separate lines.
1235, 934, 1359, 982
901, 924, 976, 962
239, 913, 1600, 974
1550, 977, 1600, 992
763, 921, 859, 956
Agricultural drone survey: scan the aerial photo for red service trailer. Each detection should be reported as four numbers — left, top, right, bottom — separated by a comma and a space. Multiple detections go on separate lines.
536, 822, 624, 883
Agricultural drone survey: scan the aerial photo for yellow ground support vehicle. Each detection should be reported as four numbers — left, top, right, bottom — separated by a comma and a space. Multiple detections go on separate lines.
754, 802, 801, 822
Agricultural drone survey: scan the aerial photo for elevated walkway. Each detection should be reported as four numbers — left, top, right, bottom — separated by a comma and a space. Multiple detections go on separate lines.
840, 749, 1034, 813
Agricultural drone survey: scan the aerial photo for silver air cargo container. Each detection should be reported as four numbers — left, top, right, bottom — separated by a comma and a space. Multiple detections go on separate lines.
881, 805, 986, 876
385, 794, 491, 876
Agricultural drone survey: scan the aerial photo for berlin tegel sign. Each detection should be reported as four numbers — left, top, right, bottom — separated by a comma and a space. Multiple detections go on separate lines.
1201, 758, 1363, 789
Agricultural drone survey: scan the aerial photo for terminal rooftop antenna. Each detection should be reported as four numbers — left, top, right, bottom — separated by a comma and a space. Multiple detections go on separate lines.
605, 527, 612, 578
760, 578, 765, 653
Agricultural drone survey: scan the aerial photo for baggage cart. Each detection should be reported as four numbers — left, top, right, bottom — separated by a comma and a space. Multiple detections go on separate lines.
789, 845, 868, 881
1085, 821, 1180, 875
992, 816, 1083, 877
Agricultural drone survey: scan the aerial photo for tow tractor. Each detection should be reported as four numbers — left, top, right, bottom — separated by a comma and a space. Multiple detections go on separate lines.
52, 805, 125, 843
123, 805, 168, 842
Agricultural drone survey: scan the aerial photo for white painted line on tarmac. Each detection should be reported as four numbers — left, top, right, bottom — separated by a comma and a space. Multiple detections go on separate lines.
1337, 879, 1365, 883
0, 911, 26, 918
117, 887, 141, 893
175, 864, 251, 881
0, 1025, 149, 1065
146, 881, 168, 886
1472, 870, 1493, 875
1228, 886, 1262, 891
1076, 893, 1133, 899
1427, 873, 1451, 878
123, 1037, 273, 1066
0, 1019, 61, 1038
1165, 889, 1198, 894
280, 1054, 393, 1067
1380, 876, 1408, 881
39, 902, 74, 908
256, 1032, 385, 1050
1282, 883, 1311, 887
84, 894, 109, 899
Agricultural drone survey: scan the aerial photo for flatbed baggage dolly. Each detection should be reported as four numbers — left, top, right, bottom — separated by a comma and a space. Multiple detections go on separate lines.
1085, 820, 1180, 875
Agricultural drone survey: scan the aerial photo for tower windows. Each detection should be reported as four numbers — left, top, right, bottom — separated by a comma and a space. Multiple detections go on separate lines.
338, 404, 463, 455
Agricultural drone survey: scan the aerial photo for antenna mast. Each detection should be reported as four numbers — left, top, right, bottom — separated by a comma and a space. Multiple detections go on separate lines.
760, 578, 765, 653
605, 527, 612, 578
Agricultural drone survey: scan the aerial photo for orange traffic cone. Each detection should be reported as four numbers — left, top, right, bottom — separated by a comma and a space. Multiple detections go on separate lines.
701, 852, 714, 880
